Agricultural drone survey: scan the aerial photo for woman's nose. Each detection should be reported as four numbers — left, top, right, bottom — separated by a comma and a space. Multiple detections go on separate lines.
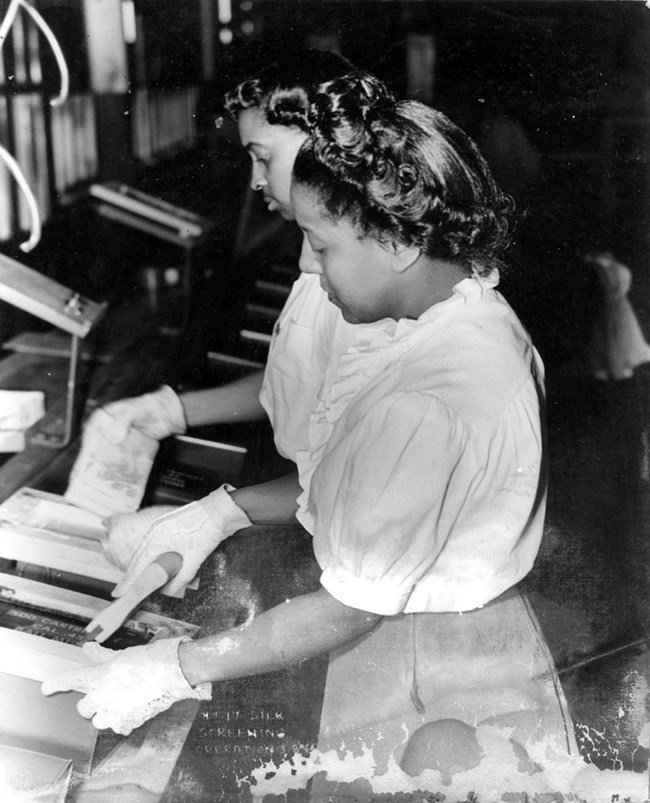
298, 238, 322, 275
250, 162, 266, 191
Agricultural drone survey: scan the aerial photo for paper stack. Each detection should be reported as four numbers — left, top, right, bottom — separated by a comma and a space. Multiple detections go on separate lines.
0, 389, 45, 452
65, 418, 159, 518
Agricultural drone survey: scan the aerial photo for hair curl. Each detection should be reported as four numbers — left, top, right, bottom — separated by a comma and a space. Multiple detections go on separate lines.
293, 73, 515, 276
224, 50, 355, 133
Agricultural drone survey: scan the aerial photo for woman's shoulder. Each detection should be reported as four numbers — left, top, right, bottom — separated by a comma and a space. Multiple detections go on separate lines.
388, 301, 542, 422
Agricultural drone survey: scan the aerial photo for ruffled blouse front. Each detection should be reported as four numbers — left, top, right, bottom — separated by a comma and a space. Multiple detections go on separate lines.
260, 273, 357, 461
295, 273, 547, 615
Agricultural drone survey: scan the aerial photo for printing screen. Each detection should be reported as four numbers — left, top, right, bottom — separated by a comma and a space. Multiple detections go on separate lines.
0, 599, 151, 650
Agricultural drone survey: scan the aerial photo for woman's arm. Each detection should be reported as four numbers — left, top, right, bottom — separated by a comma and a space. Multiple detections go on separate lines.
179, 586, 382, 686
180, 370, 266, 427
110, 473, 304, 598
41, 586, 382, 736
229, 473, 302, 524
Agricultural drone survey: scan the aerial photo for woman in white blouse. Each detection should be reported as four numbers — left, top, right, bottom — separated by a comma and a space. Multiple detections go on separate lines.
44, 72, 576, 790
86, 50, 359, 576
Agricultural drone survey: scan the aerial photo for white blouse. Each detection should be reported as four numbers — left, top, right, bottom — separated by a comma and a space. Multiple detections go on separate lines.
294, 273, 547, 616
259, 273, 357, 461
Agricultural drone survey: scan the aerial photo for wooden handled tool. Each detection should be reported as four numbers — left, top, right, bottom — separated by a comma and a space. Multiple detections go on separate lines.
84, 551, 183, 643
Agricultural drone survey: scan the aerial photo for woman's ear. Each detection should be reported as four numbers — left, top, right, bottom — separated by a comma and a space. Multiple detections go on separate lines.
390, 242, 421, 274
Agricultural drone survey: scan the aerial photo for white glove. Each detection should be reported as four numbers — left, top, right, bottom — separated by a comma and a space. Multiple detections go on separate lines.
102, 506, 177, 570
41, 637, 211, 736
586, 251, 632, 303
112, 484, 252, 599
86, 385, 187, 445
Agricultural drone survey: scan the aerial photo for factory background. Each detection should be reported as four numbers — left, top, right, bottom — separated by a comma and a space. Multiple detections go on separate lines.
0, 1, 648, 799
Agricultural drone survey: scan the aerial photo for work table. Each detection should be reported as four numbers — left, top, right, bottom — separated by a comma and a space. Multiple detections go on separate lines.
0, 345, 327, 801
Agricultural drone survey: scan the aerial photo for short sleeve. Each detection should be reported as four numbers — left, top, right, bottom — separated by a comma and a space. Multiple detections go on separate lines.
309, 392, 472, 615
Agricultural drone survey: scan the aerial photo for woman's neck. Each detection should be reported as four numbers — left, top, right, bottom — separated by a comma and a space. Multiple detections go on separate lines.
397, 257, 471, 320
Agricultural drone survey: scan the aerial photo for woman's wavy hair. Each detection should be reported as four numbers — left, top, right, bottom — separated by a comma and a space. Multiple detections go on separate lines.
224, 50, 355, 133
293, 73, 515, 276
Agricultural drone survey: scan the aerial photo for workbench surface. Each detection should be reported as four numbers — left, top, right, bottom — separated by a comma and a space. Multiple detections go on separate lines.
0, 347, 328, 802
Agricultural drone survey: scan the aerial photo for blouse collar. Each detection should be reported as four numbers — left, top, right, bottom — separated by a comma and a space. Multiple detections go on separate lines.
356, 269, 500, 343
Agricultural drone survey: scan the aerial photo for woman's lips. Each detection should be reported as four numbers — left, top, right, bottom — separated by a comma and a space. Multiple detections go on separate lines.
319, 281, 339, 307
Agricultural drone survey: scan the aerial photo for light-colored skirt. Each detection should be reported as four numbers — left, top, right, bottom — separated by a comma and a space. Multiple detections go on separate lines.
317, 587, 577, 771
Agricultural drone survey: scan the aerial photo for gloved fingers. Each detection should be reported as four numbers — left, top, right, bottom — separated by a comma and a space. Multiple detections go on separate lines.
159, 576, 196, 599
91, 709, 135, 735
107, 506, 176, 536
110, 511, 178, 597
144, 533, 201, 596
105, 507, 176, 572
111, 499, 215, 598
102, 513, 139, 570
85, 406, 130, 446
41, 643, 116, 696
160, 566, 199, 598
42, 666, 95, 696
75, 695, 135, 735
113, 552, 197, 600
106, 511, 137, 530
111, 547, 157, 598
76, 692, 101, 720
82, 641, 117, 663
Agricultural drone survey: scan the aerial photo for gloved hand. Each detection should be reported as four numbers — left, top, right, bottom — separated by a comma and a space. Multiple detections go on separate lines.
85, 385, 187, 446
585, 251, 631, 303
585, 251, 650, 381
102, 506, 177, 571
41, 637, 211, 736
112, 484, 253, 599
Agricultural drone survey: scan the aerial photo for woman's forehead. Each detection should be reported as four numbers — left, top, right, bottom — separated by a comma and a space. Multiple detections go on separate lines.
238, 106, 304, 148
292, 186, 350, 233
237, 106, 272, 143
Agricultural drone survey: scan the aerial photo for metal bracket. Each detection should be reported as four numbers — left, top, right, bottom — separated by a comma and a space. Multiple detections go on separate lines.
30, 334, 81, 449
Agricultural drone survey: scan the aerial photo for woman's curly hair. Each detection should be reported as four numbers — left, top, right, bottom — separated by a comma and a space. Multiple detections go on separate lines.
224, 50, 354, 133
293, 73, 515, 276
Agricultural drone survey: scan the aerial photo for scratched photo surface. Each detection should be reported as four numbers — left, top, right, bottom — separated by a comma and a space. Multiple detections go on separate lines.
0, 1, 648, 802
